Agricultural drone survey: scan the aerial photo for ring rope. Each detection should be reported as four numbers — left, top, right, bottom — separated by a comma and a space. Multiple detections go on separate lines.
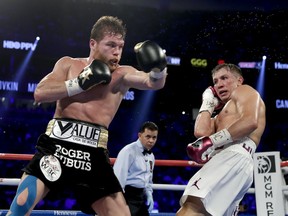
1, 178, 288, 195
1, 152, 288, 214
1, 151, 288, 194
2, 153, 288, 167
0, 153, 203, 167
1, 153, 288, 194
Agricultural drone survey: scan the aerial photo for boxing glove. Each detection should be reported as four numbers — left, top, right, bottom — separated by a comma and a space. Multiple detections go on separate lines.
134, 40, 167, 79
187, 137, 214, 164
186, 129, 232, 164
199, 86, 223, 115
65, 59, 111, 97
210, 86, 224, 110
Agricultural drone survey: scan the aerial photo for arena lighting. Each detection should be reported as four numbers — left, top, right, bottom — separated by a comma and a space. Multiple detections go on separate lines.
0, 37, 39, 116
218, 59, 225, 65
11, 36, 40, 83
256, 56, 266, 99
3, 36, 40, 51
129, 90, 156, 141
274, 62, 288, 70
123, 90, 135, 101
276, 99, 288, 109
190, 58, 207, 67
166, 56, 181, 66
238, 61, 262, 69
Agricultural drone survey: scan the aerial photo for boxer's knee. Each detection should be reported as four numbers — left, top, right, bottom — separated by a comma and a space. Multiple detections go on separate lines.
9, 175, 38, 215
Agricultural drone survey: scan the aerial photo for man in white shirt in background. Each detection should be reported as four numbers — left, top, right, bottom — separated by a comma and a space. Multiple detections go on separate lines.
114, 121, 158, 216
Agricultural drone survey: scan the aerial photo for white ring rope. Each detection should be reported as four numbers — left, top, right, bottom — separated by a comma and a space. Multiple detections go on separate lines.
1, 178, 288, 195
0, 178, 21, 186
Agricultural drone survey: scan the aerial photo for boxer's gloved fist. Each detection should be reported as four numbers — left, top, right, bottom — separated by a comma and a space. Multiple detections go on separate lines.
65, 59, 111, 97
199, 86, 222, 115
134, 40, 167, 80
187, 137, 214, 164
186, 129, 233, 164
210, 86, 225, 110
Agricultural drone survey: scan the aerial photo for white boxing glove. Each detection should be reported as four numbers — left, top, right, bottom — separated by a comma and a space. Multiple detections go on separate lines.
199, 86, 222, 115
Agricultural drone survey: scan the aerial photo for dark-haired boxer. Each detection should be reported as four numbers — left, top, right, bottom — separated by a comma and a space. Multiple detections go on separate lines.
177, 63, 266, 216
7, 16, 167, 216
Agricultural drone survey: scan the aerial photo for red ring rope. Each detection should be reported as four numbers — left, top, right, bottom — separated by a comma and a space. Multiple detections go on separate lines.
0, 153, 287, 167
0, 153, 202, 167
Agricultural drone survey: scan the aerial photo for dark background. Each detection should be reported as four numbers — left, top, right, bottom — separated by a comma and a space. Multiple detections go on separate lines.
1, 0, 288, 214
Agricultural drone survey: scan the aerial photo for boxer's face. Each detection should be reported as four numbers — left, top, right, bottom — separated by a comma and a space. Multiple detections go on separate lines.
90, 32, 124, 72
212, 68, 242, 102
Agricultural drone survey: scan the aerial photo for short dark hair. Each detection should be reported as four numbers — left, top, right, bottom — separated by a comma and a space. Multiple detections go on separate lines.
90, 16, 127, 42
139, 121, 158, 133
212, 63, 243, 77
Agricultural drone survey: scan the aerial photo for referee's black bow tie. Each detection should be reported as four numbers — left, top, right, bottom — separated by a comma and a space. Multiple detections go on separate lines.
143, 149, 152, 155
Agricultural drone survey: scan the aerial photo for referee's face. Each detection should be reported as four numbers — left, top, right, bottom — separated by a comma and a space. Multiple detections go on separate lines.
138, 129, 158, 150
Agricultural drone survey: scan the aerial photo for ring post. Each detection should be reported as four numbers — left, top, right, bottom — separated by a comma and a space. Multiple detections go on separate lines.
253, 151, 285, 215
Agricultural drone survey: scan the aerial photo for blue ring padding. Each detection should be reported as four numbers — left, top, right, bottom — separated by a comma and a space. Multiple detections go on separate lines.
0, 210, 92, 216
0, 210, 176, 216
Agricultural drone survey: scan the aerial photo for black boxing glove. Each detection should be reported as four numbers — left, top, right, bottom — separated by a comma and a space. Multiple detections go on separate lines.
134, 40, 167, 79
65, 59, 111, 97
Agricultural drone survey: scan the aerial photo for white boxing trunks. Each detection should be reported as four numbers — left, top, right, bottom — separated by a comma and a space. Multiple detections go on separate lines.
180, 137, 256, 216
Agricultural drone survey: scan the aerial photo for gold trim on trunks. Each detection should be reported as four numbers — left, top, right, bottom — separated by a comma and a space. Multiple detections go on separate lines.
45, 118, 108, 149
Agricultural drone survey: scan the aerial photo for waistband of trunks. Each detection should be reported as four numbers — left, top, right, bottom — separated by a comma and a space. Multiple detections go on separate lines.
45, 118, 108, 149
224, 137, 256, 156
